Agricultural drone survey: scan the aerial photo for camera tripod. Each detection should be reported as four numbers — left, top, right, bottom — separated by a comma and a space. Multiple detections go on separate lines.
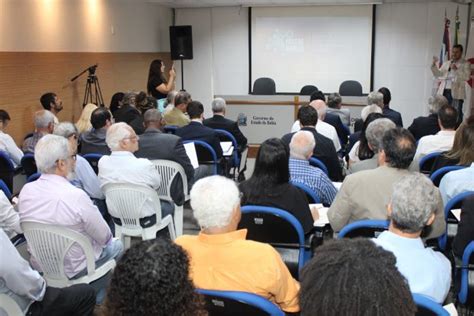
70, 64, 105, 107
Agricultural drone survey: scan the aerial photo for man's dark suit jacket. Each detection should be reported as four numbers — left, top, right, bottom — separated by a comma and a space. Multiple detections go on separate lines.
407, 114, 440, 141
135, 128, 194, 206
324, 113, 349, 146
203, 115, 248, 152
383, 107, 403, 127
453, 195, 474, 258
113, 105, 145, 135
282, 127, 343, 181
79, 128, 111, 155
175, 121, 223, 159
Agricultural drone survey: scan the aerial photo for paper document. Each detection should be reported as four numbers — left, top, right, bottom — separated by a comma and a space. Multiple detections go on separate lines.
310, 203, 329, 227
443, 303, 458, 316
184, 142, 199, 169
220, 141, 234, 156
332, 182, 342, 190
450, 208, 461, 222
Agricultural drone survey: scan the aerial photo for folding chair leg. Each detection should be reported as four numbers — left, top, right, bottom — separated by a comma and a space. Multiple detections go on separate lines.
174, 205, 183, 237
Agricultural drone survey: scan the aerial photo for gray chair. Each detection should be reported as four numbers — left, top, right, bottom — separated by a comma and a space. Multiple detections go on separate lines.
339, 80, 363, 96
252, 77, 276, 95
300, 85, 318, 96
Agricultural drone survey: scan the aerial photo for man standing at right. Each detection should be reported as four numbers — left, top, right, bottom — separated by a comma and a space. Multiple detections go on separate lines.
431, 44, 471, 123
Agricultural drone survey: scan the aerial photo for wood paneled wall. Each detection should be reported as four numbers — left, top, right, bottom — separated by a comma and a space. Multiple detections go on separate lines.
0, 52, 172, 145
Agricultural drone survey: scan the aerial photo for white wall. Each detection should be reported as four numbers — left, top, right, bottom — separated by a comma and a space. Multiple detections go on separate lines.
0, 0, 172, 52
176, 3, 469, 124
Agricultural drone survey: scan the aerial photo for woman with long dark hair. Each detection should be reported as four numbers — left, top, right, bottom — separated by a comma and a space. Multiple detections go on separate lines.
239, 138, 316, 234
147, 59, 176, 100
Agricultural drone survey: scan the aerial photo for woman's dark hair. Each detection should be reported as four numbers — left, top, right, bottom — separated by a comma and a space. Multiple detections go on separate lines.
300, 238, 416, 316
357, 112, 384, 160
0, 110, 11, 123
109, 92, 124, 115
147, 59, 167, 95
135, 91, 157, 115
104, 239, 205, 316
240, 138, 289, 201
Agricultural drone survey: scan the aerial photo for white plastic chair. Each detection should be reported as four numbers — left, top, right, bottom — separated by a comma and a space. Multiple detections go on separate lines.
20, 221, 116, 288
103, 183, 176, 249
151, 159, 190, 236
0, 294, 24, 316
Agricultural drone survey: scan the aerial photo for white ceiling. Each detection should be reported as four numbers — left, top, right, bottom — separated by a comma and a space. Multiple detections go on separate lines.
146, 0, 468, 8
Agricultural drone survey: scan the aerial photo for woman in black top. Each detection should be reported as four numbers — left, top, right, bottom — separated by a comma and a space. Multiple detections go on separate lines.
147, 59, 176, 100
239, 138, 315, 234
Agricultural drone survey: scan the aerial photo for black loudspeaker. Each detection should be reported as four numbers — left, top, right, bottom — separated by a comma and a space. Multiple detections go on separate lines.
169, 25, 193, 60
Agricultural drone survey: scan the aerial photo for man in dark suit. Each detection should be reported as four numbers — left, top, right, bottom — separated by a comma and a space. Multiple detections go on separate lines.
80, 107, 112, 155
113, 92, 144, 135
378, 87, 403, 127
135, 109, 194, 205
203, 97, 248, 153
282, 105, 343, 182
408, 95, 448, 141
175, 101, 223, 159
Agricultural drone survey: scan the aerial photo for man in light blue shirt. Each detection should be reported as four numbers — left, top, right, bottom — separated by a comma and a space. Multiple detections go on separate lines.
439, 163, 474, 205
373, 173, 451, 303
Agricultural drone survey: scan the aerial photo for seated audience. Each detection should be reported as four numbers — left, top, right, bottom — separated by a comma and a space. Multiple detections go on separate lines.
22, 110, 55, 153
0, 109, 23, 166
18, 135, 122, 282
80, 107, 112, 155
348, 113, 387, 165
108, 92, 124, 116
431, 118, 474, 175
104, 239, 204, 316
413, 104, 457, 163
453, 195, 474, 258
75, 103, 98, 134
163, 91, 191, 127
326, 92, 350, 126
0, 229, 96, 316
203, 97, 248, 153
135, 109, 194, 205
135, 91, 157, 115
353, 92, 384, 132
348, 118, 395, 174
292, 100, 341, 152
240, 138, 316, 234
40, 92, 62, 125
98, 122, 173, 217
439, 162, 474, 205
176, 175, 300, 313
289, 131, 337, 206
373, 173, 451, 303
282, 105, 343, 181
408, 95, 448, 141
347, 112, 384, 155
0, 190, 21, 238
163, 90, 178, 114
378, 87, 403, 127
113, 92, 144, 135
328, 128, 445, 239
175, 101, 223, 159
299, 238, 416, 316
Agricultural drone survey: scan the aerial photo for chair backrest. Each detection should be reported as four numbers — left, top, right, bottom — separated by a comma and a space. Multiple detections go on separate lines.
0, 179, 12, 200
309, 157, 329, 176
20, 153, 37, 178
26, 172, 41, 183
21, 221, 98, 284
252, 77, 276, 95
290, 180, 321, 204
102, 183, 162, 229
419, 152, 442, 174
197, 289, 285, 316
0, 293, 24, 316
338, 219, 389, 238
430, 165, 466, 187
150, 159, 189, 203
214, 129, 239, 166
459, 241, 474, 306
339, 80, 363, 96
184, 140, 218, 175
82, 153, 103, 175
412, 293, 449, 316
163, 125, 178, 134
0, 150, 15, 192
299, 85, 318, 96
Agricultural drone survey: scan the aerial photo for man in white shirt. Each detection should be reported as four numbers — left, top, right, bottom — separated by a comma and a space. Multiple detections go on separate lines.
439, 163, 474, 205
0, 110, 23, 166
414, 104, 457, 163
0, 190, 20, 238
291, 99, 341, 152
373, 173, 451, 303
0, 229, 96, 316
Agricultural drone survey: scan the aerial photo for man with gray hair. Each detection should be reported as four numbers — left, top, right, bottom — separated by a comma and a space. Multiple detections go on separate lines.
163, 91, 191, 127
327, 92, 350, 126
348, 118, 396, 174
18, 134, 122, 294
353, 92, 384, 132
289, 130, 337, 205
373, 173, 451, 303
203, 97, 248, 153
407, 95, 449, 141
22, 110, 55, 153
175, 175, 300, 313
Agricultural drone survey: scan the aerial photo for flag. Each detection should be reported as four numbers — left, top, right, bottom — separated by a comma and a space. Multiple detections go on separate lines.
454, 6, 460, 46
439, 10, 451, 67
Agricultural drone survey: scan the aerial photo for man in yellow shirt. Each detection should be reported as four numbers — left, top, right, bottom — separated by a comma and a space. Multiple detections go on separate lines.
175, 175, 300, 313
163, 91, 191, 127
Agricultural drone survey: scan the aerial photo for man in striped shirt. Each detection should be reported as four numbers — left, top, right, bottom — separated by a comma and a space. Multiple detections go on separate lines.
288, 131, 337, 206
